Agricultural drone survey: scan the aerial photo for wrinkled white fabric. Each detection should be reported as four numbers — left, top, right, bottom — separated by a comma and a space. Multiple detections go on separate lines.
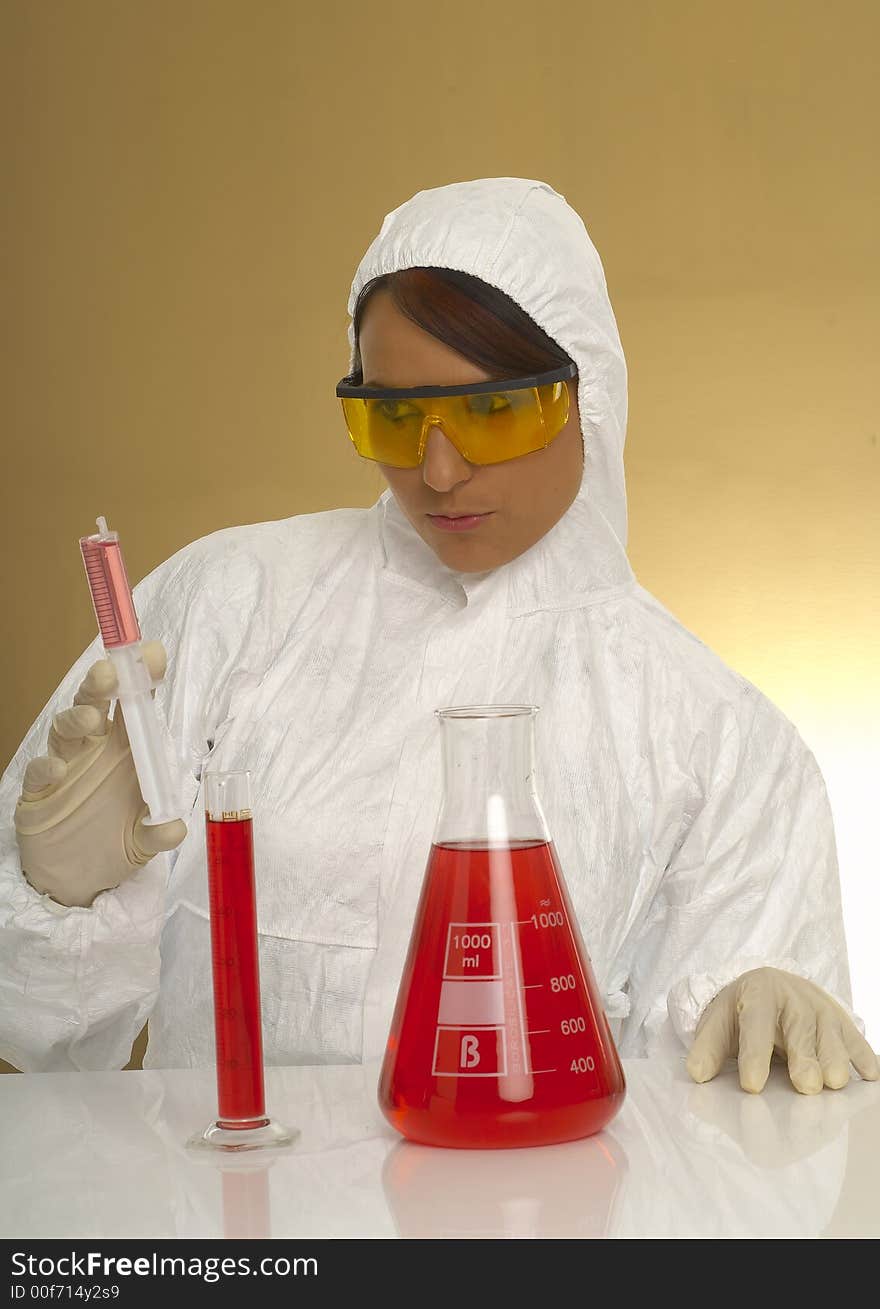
0, 177, 861, 1072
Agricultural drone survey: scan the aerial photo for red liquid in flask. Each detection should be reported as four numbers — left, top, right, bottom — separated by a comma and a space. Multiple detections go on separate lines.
379, 839, 626, 1148
205, 816, 269, 1130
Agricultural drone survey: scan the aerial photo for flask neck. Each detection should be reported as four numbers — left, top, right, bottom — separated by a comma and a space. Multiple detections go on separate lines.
434, 708, 550, 848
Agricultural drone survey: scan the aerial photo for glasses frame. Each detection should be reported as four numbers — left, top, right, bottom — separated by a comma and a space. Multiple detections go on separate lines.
335, 361, 577, 400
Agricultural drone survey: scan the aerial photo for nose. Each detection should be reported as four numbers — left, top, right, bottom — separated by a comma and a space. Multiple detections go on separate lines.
421, 422, 474, 492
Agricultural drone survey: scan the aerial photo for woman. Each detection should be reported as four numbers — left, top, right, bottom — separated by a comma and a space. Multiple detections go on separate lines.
3, 177, 876, 1094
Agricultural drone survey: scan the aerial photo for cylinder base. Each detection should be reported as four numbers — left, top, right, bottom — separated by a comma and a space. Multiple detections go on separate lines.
186, 1117, 299, 1154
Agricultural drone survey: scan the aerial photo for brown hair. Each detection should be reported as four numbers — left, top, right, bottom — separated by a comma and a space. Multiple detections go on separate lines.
346, 266, 574, 382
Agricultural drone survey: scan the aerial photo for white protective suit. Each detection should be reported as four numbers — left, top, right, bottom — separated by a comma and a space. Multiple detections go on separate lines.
0, 177, 860, 1072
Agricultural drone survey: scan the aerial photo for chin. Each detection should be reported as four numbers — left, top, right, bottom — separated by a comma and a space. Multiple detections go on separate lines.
452, 561, 497, 574
431, 543, 502, 573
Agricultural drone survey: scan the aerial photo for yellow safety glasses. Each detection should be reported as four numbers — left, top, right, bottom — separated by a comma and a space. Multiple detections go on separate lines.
336, 363, 577, 468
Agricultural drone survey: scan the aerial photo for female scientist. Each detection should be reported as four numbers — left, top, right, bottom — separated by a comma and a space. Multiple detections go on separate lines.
3, 177, 877, 1096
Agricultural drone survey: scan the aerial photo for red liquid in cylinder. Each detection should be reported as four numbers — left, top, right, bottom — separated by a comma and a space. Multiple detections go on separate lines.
379, 840, 626, 1148
205, 816, 269, 1130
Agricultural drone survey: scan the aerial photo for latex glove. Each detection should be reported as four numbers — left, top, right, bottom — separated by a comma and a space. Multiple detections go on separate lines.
686, 967, 880, 1095
14, 640, 187, 908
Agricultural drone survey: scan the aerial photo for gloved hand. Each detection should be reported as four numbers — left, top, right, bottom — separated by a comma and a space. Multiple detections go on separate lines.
14, 640, 187, 909
686, 967, 880, 1095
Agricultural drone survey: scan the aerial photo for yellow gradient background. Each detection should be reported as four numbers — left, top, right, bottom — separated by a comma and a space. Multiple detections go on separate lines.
2, 0, 877, 1084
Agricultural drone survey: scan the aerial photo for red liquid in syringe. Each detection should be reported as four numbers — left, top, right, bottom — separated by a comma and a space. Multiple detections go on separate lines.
205, 815, 269, 1129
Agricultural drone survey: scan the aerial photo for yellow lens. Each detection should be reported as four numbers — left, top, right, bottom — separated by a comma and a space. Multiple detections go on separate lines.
341, 379, 570, 468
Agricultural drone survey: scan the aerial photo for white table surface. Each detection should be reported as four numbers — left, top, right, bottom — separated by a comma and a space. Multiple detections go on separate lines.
3, 1055, 878, 1239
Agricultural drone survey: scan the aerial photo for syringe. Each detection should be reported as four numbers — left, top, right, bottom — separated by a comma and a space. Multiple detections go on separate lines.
79, 515, 184, 827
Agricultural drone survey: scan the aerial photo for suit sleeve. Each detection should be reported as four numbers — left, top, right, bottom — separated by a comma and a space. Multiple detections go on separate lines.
619, 689, 860, 1057
0, 544, 216, 1071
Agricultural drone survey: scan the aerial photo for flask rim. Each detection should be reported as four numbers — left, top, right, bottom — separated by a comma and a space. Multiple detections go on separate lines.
435, 704, 538, 720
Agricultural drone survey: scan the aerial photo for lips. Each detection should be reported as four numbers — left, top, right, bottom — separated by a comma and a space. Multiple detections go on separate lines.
426, 510, 494, 533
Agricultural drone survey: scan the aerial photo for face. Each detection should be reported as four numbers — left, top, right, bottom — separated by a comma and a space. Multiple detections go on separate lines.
357, 290, 584, 573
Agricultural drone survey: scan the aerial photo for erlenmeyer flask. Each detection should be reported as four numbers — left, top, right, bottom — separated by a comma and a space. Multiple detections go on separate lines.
378, 705, 626, 1149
